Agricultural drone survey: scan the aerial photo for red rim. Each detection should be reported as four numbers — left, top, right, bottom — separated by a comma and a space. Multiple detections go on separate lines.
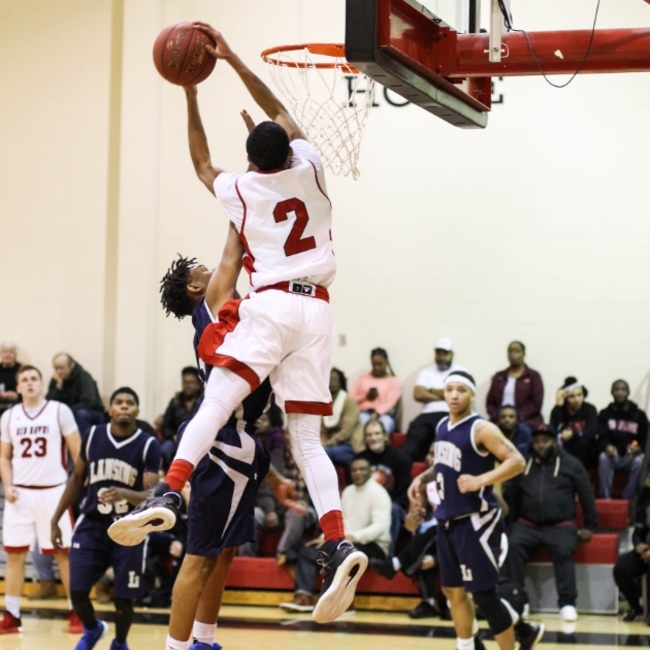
261, 43, 360, 73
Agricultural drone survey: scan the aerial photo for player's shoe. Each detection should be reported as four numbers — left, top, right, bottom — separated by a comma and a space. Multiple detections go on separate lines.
189, 643, 222, 650
73, 620, 108, 650
68, 610, 84, 634
473, 635, 487, 650
517, 622, 545, 650
109, 639, 130, 650
312, 539, 368, 624
0, 611, 22, 634
108, 482, 181, 546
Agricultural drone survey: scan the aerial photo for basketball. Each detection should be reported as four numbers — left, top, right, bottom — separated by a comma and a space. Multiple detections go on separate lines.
153, 22, 216, 86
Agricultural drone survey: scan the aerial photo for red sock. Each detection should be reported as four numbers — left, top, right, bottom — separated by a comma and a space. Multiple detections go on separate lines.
165, 459, 194, 491
320, 510, 345, 542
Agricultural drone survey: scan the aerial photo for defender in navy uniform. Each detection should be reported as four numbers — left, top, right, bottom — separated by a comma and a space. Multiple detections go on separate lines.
51, 387, 161, 650
409, 371, 541, 650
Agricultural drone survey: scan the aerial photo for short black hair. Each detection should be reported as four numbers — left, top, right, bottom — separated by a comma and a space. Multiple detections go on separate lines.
246, 122, 290, 171
182, 366, 200, 378
509, 340, 526, 353
110, 386, 139, 406
160, 255, 197, 320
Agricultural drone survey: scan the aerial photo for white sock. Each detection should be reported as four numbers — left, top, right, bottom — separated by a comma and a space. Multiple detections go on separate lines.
392, 557, 401, 571
457, 637, 475, 650
67, 598, 73, 610
165, 634, 190, 650
5, 595, 21, 619
426, 598, 435, 606
192, 620, 217, 643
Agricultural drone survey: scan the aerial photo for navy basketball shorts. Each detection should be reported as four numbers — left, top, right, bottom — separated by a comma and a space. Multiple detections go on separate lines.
437, 508, 504, 593
186, 425, 270, 557
69, 516, 144, 599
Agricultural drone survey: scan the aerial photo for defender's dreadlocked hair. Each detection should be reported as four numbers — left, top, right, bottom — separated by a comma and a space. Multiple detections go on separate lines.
160, 254, 197, 320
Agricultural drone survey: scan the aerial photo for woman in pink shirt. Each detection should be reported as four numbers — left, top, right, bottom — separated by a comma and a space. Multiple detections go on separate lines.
350, 348, 402, 434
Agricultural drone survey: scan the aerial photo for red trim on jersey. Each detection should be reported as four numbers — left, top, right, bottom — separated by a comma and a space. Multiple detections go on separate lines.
285, 400, 333, 416
42, 547, 68, 555
256, 281, 330, 302
3, 545, 30, 554
234, 179, 256, 278
21, 400, 50, 421
308, 160, 331, 206
196, 298, 261, 392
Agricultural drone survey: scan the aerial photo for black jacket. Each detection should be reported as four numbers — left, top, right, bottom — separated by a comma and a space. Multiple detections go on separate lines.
45, 363, 104, 412
161, 393, 201, 440
357, 445, 412, 510
504, 448, 598, 530
598, 400, 649, 456
632, 487, 650, 547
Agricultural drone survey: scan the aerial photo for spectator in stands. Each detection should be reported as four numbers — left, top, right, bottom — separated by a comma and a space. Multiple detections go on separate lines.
46, 353, 105, 434
598, 379, 648, 500
486, 341, 544, 429
497, 405, 533, 459
256, 401, 286, 471
350, 348, 401, 435
358, 419, 412, 554
403, 337, 466, 460
321, 367, 364, 466
280, 457, 391, 612
160, 367, 203, 469
0, 341, 20, 414
505, 427, 597, 622
550, 377, 599, 470
613, 468, 650, 622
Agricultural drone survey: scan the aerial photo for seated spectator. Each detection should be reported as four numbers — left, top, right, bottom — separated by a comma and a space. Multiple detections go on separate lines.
486, 341, 544, 429
350, 348, 401, 435
46, 353, 105, 434
160, 367, 203, 469
598, 379, 648, 500
613, 468, 650, 622
321, 367, 363, 466
0, 341, 20, 414
357, 419, 412, 554
505, 427, 597, 623
496, 405, 533, 459
256, 401, 286, 471
279, 457, 391, 612
550, 377, 599, 470
403, 337, 466, 460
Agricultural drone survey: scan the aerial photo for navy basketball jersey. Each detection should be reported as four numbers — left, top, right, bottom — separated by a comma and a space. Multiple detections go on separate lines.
433, 413, 498, 521
80, 424, 162, 523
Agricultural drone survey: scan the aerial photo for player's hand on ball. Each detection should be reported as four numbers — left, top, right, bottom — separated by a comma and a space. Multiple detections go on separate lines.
457, 474, 483, 493
5, 486, 19, 503
51, 523, 63, 549
193, 23, 233, 60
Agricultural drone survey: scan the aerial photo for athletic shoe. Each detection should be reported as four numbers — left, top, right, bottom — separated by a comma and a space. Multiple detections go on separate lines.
0, 611, 22, 634
312, 540, 368, 624
560, 604, 578, 622
189, 643, 222, 650
108, 482, 181, 546
624, 606, 644, 621
407, 601, 437, 619
473, 634, 487, 650
369, 557, 396, 579
28, 578, 58, 600
280, 593, 315, 612
73, 620, 109, 650
109, 640, 129, 650
69, 610, 84, 634
518, 622, 545, 650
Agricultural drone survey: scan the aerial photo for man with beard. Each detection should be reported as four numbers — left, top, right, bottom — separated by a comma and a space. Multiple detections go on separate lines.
598, 379, 648, 499
404, 338, 467, 460
496, 406, 533, 460
504, 428, 597, 623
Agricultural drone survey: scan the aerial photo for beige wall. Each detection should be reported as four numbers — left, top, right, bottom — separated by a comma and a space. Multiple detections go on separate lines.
1, 0, 649, 427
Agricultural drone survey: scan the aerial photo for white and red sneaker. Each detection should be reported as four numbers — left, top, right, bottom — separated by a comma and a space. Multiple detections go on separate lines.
68, 610, 84, 634
0, 610, 22, 634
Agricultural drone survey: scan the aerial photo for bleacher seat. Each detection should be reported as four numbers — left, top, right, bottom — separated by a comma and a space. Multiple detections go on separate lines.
411, 462, 427, 480
575, 498, 629, 530
390, 431, 406, 450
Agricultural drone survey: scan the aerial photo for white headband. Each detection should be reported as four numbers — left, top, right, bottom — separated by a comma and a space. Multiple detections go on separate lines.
564, 382, 582, 392
444, 373, 476, 393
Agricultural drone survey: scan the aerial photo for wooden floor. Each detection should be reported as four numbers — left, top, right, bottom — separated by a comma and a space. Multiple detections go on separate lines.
1, 597, 648, 649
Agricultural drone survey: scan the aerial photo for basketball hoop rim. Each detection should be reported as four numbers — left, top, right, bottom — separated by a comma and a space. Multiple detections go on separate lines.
261, 43, 361, 73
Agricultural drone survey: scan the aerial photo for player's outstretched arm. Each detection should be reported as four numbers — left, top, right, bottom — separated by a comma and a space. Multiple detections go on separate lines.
205, 223, 244, 318
185, 85, 224, 194
51, 457, 88, 549
457, 421, 526, 494
194, 23, 307, 141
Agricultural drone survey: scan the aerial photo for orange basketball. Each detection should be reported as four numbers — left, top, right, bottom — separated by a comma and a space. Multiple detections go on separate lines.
153, 23, 216, 86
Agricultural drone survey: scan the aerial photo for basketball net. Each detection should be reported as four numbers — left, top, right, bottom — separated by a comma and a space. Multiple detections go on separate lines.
261, 44, 375, 180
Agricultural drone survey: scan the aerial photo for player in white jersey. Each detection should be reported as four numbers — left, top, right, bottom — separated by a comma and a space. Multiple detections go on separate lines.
109, 25, 366, 627
0, 365, 82, 634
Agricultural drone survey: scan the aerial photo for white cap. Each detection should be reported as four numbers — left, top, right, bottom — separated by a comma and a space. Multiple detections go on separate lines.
435, 337, 453, 352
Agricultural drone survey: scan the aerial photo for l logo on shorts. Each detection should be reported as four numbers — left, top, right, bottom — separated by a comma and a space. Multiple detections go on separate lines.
461, 564, 473, 581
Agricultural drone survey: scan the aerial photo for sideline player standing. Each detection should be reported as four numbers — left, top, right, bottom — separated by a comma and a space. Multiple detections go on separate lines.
0, 364, 82, 634
110, 25, 365, 623
51, 387, 161, 650
408, 371, 541, 650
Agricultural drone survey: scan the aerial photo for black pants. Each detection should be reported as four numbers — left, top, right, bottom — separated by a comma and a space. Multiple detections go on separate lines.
397, 525, 438, 600
404, 412, 448, 460
613, 550, 649, 609
506, 522, 578, 608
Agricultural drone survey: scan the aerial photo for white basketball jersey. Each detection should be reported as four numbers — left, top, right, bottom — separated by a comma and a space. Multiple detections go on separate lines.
0, 400, 76, 486
214, 139, 336, 290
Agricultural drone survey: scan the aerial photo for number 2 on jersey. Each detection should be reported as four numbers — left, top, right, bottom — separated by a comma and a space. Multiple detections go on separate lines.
273, 198, 316, 257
